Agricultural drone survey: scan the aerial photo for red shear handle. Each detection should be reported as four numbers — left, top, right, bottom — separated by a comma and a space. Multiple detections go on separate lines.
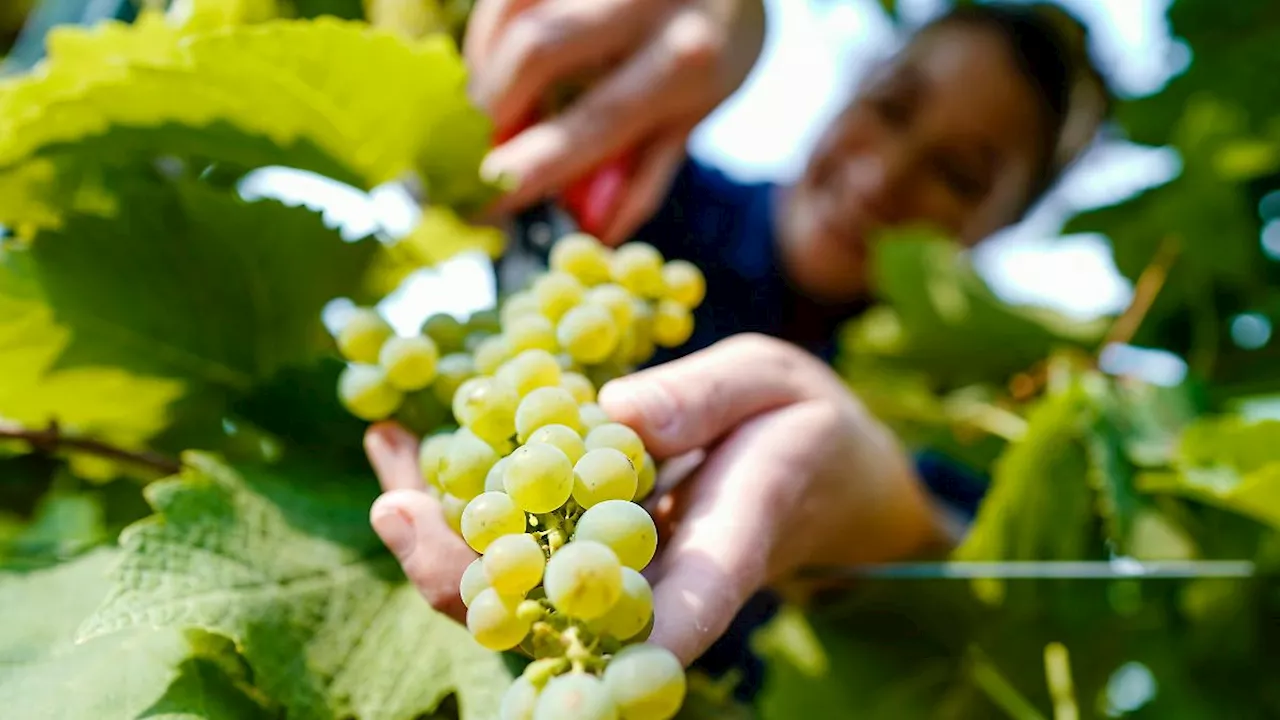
560, 151, 635, 238
493, 114, 634, 239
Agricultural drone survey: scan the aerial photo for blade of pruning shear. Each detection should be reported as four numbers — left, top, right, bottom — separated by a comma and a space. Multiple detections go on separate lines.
798, 559, 1259, 581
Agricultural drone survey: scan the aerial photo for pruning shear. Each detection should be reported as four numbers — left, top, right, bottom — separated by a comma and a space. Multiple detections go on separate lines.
492, 107, 637, 295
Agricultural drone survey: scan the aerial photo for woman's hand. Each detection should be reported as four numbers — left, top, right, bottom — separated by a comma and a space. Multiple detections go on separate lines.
594, 334, 950, 663
465, 0, 767, 243
366, 334, 950, 665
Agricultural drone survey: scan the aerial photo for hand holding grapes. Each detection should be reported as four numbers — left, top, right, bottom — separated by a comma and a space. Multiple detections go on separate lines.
596, 334, 954, 665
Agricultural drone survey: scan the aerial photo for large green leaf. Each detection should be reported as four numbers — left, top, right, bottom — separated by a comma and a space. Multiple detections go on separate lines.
28, 178, 376, 393
0, 549, 273, 719
838, 232, 1104, 389
0, 15, 491, 199
0, 245, 185, 454
1138, 417, 1280, 530
81, 453, 512, 720
954, 373, 1106, 563
1065, 97, 1273, 360
1119, 0, 1280, 145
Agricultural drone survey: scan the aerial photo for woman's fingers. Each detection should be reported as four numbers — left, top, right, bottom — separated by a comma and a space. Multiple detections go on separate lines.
365, 423, 474, 622
365, 422, 423, 492
598, 334, 834, 459
370, 489, 476, 623
480, 7, 726, 211
599, 128, 691, 246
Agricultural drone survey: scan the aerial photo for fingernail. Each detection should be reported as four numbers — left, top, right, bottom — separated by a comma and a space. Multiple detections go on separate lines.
479, 149, 519, 189
371, 502, 415, 560
600, 380, 679, 443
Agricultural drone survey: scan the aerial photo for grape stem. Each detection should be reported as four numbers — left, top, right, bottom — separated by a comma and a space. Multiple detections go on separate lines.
0, 419, 182, 475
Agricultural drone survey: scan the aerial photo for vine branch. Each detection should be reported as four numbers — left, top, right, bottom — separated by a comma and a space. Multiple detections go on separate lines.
1100, 235, 1181, 349
0, 420, 182, 475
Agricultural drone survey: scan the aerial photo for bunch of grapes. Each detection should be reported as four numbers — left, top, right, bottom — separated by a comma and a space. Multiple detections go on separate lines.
333, 233, 707, 719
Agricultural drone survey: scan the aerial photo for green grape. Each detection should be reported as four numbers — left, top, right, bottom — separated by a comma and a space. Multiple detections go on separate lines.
624, 300, 656, 365
586, 361, 629, 392
468, 308, 503, 335
453, 377, 518, 449
503, 443, 574, 513
418, 432, 454, 490
534, 673, 619, 720
475, 334, 514, 375
601, 644, 686, 720
440, 428, 499, 500
516, 386, 584, 442
500, 674, 540, 720
651, 300, 693, 348
589, 567, 653, 641
526, 424, 586, 465
483, 456, 509, 493
585, 423, 645, 472
483, 533, 547, 596
573, 449, 638, 508
378, 335, 439, 391
464, 330, 495, 354
338, 364, 403, 420
557, 304, 620, 364
543, 541, 623, 620
336, 307, 393, 363
432, 352, 476, 405
442, 493, 467, 535
461, 491, 527, 553
550, 232, 612, 285
610, 243, 666, 299
467, 588, 532, 651
584, 283, 635, 327
501, 291, 541, 328
498, 349, 563, 397
660, 259, 706, 309
635, 452, 657, 501
560, 371, 597, 404
573, 500, 657, 571
423, 312, 467, 353
507, 316, 558, 354
460, 557, 490, 608
534, 271, 586, 322
578, 402, 611, 432
555, 352, 578, 372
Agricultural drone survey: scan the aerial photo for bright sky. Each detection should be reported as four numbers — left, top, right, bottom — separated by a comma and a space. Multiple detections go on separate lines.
247, 0, 1193, 356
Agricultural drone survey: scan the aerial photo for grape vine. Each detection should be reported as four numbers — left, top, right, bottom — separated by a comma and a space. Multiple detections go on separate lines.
332, 232, 705, 719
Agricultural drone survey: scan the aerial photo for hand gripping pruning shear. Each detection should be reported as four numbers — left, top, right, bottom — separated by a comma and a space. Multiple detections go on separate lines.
491, 110, 637, 296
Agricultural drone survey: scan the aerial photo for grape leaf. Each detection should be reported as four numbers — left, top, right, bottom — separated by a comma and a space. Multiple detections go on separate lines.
0, 245, 185, 454
28, 178, 376, 393
838, 231, 1104, 389
954, 375, 1106, 562
1118, 0, 1280, 145
0, 549, 272, 719
0, 15, 492, 200
1065, 97, 1272, 357
1138, 417, 1280, 530
80, 453, 512, 720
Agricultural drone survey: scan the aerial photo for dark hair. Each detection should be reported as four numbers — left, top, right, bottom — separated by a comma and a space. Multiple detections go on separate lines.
921, 2, 1111, 206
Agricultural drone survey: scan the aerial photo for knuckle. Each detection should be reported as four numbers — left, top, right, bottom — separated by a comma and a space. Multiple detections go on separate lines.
667, 14, 721, 70
506, 14, 559, 68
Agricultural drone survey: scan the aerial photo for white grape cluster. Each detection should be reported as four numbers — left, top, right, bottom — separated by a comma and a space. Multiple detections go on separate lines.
333, 234, 703, 423
333, 234, 707, 720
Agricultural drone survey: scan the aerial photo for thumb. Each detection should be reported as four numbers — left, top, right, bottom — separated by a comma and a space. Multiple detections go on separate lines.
597, 334, 829, 459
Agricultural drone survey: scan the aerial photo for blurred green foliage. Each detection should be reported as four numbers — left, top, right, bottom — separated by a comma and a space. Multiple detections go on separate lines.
0, 0, 1278, 718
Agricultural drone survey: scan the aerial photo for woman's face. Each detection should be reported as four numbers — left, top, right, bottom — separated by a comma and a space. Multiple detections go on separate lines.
779, 23, 1053, 302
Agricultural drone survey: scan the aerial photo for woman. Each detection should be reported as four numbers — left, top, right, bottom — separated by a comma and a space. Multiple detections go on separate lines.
365, 0, 1110, 701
